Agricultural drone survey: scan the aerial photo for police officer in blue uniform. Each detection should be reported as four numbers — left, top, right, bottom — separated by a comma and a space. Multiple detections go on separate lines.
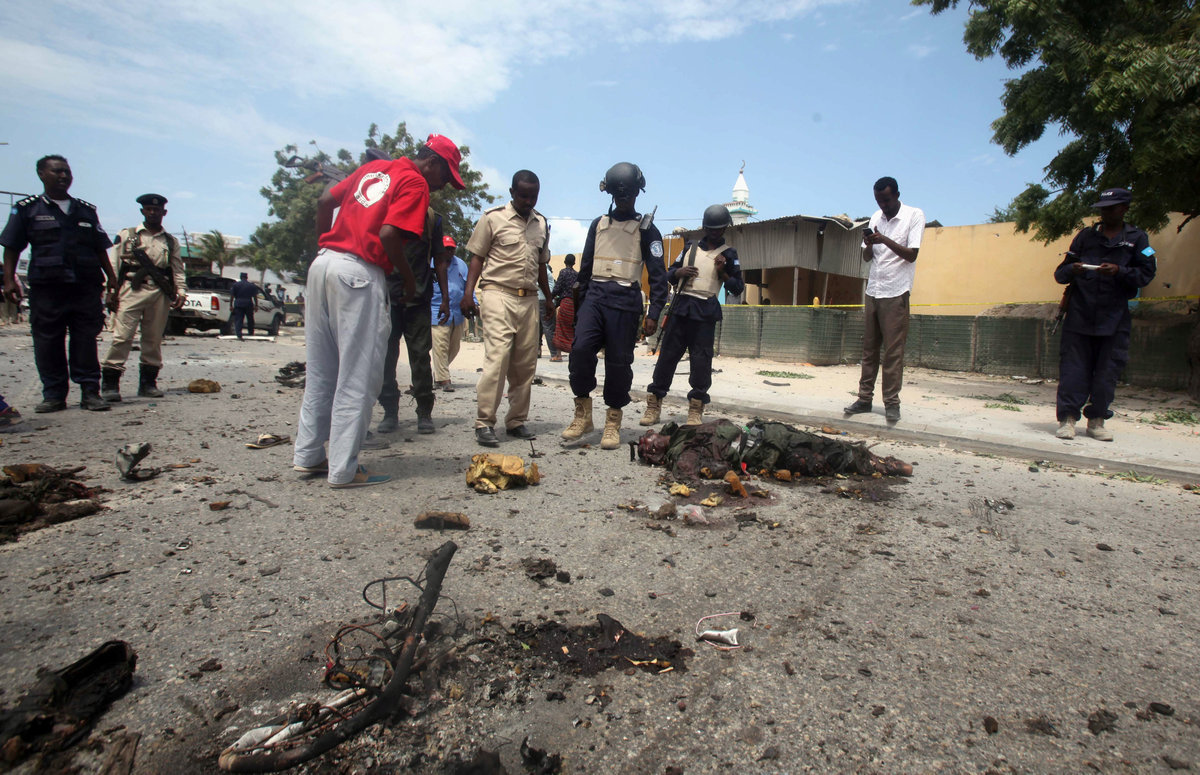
1, 155, 117, 412
230, 272, 260, 340
641, 204, 744, 428
562, 162, 669, 450
1053, 187, 1156, 442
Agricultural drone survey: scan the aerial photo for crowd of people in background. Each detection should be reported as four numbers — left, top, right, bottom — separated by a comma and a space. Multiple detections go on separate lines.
0, 149, 1156, 460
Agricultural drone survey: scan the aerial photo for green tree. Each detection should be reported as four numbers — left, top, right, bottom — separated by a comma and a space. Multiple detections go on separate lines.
252, 123, 495, 280
235, 234, 273, 284
918, 0, 1200, 242
198, 229, 232, 275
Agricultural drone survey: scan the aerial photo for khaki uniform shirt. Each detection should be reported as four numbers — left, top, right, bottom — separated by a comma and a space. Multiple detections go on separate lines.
116, 225, 186, 297
466, 202, 549, 292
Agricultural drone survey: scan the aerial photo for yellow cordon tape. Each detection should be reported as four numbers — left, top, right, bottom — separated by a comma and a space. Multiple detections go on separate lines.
716, 294, 1200, 310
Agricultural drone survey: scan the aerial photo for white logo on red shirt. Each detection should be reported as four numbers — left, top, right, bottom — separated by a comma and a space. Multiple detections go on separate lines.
354, 172, 391, 208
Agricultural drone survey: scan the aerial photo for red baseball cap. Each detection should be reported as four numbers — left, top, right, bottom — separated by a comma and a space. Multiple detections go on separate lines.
425, 134, 465, 190
442, 235, 457, 249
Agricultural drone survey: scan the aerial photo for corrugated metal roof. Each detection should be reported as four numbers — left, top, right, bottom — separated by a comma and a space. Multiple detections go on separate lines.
675, 213, 871, 277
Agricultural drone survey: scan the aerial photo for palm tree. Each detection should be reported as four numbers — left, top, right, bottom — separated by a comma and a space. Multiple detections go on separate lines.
235, 234, 274, 284
198, 230, 231, 275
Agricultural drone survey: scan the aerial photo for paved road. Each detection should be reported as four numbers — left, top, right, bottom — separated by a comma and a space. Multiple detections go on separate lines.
0, 324, 1196, 774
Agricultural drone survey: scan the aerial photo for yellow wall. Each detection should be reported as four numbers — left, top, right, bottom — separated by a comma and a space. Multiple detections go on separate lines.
913, 215, 1200, 315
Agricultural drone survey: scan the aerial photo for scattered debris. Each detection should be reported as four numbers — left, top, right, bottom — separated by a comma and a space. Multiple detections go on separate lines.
466, 454, 540, 494
1088, 708, 1118, 735
653, 503, 677, 520
668, 482, 693, 497
1024, 715, 1060, 737
695, 612, 743, 650
116, 443, 159, 481
516, 614, 690, 676
414, 511, 470, 530
699, 494, 723, 508
520, 736, 562, 774
639, 419, 912, 479
1149, 702, 1175, 716
724, 470, 748, 498
0, 464, 104, 543
521, 557, 560, 583
274, 361, 306, 388
218, 542, 458, 771
209, 501, 232, 511
188, 378, 221, 393
0, 641, 137, 767
983, 716, 999, 734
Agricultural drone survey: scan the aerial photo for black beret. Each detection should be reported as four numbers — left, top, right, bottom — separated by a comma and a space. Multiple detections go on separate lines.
136, 193, 167, 206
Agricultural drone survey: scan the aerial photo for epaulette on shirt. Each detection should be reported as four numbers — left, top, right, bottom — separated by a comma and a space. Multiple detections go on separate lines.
74, 198, 98, 211
14, 195, 37, 208
484, 205, 506, 215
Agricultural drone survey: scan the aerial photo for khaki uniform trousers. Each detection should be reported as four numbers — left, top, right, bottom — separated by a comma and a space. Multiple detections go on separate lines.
103, 285, 170, 372
475, 288, 539, 430
431, 320, 465, 383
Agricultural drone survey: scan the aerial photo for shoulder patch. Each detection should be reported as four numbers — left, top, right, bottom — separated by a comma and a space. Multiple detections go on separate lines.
15, 196, 37, 207
650, 241, 664, 258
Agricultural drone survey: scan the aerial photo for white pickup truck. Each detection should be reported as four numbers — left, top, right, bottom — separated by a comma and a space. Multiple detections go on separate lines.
167, 274, 285, 336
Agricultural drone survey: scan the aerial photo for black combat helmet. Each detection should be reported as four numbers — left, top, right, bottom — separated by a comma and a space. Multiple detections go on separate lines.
599, 162, 646, 198
702, 204, 733, 229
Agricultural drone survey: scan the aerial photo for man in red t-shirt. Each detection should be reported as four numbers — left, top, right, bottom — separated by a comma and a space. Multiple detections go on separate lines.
294, 134, 465, 488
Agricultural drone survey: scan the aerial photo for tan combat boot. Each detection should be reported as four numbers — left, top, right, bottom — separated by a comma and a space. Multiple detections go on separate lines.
562, 396, 594, 440
601, 407, 622, 449
684, 398, 704, 426
1086, 417, 1113, 442
639, 394, 662, 426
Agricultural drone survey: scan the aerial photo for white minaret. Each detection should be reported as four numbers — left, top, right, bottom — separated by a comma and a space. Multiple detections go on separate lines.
726, 162, 758, 224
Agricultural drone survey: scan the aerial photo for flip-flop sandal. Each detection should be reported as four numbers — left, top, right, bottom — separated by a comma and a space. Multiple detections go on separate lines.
246, 433, 291, 449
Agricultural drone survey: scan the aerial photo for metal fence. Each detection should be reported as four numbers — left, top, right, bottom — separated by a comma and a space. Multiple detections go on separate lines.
712, 306, 1192, 390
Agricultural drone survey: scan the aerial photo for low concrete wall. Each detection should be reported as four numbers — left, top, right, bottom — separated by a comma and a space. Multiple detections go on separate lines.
714, 306, 1193, 390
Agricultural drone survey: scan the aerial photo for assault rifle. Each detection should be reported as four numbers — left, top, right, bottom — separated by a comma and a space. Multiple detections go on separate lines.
283, 147, 390, 184
1050, 251, 1077, 335
119, 240, 175, 297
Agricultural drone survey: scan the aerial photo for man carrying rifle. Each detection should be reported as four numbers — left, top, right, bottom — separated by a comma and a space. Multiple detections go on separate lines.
101, 193, 186, 402
640, 204, 743, 427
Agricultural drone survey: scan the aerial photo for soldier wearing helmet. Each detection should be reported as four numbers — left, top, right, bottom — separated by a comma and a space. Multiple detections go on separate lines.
640, 204, 743, 427
562, 162, 669, 450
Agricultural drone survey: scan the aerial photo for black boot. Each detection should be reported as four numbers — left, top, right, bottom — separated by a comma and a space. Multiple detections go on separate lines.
138, 365, 164, 398
416, 397, 435, 435
101, 367, 122, 403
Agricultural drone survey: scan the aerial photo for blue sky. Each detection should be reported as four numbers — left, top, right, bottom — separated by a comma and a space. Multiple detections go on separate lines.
0, 0, 1062, 267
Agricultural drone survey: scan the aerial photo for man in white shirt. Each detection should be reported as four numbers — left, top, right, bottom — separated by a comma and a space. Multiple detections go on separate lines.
844, 177, 925, 423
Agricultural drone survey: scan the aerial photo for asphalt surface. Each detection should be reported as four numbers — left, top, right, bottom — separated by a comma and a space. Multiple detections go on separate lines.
509, 338, 1200, 483
0, 322, 1197, 774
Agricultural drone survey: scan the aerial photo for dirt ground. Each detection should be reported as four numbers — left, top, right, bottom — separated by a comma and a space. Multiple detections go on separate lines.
1, 324, 1198, 774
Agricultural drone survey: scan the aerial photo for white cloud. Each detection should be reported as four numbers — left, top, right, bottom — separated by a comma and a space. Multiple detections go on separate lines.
476, 165, 508, 198
546, 217, 590, 257
907, 44, 935, 59
0, 0, 853, 149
